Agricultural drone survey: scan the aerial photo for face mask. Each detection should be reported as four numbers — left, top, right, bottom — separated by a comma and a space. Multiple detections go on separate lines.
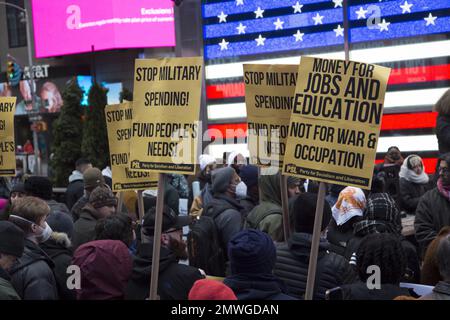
36, 222, 53, 243
236, 181, 247, 199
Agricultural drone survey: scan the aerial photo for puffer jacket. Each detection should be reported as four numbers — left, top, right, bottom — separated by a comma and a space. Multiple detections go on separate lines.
414, 188, 450, 256
9, 239, 58, 300
273, 232, 356, 300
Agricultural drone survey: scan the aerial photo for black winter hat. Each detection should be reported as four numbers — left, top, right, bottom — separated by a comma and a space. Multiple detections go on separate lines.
0, 221, 25, 257
46, 211, 74, 239
211, 167, 236, 194
142, 205, 191, 236
293, 192, 332, 234
24, 176, 53, 200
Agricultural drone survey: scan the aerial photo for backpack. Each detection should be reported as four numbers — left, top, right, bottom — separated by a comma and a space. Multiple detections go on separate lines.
187, 200, 234, 277
244, 207, 282, 230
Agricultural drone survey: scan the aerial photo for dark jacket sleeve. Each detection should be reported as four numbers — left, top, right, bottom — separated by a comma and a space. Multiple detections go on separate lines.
12, 261, 58, 300
436, 115, 450, 152
414, 193, 437, 255
399, 179, 421, 212
334, 254, 357, 285
216, 209, 243, 251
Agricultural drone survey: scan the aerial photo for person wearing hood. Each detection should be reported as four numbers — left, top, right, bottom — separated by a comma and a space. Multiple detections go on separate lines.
189, 154, 216, 218
374, 146, 403, 201
205, 167, 246, 254
227, 151, 246, 175
24, 176, 69, 215
238, 165, 259, 214
346, 193, 420, 283
10, 182, 26, 205
40, 211, 75, 300
70, 167, 106, 222
0, 221, 24, 300
341, 233, 412, 300
126, 205, 204, 300
415, 153, 450, 257
72, 186, 117, 250
245, 172, 284, 242
72, 240, 132, 300
95, 213, 135, 254
189, 279, 237, 300
435, 88, 450, 155
399, 155, 431, 215
66, 158, 92, 210
273, 193, 356, 300
224, 229, 296, 300
327, 187, 366, 257
8, 196, 59, 300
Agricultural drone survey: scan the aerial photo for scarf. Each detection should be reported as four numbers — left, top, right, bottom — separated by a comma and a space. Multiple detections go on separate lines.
437, 178, 450, 201
399, 156, 429, 184
331, 187, 366, 226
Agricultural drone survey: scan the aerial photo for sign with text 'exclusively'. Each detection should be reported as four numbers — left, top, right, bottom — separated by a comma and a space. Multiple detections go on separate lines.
130, 57, 203, 174
244, 64, 298, 169
105, 102, 157, 192
283, 57, 391, 189
0, 97, 16, 176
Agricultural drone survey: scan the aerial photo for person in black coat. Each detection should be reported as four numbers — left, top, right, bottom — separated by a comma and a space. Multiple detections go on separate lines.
341, 233, 412, 300
40, 211, 75, 300
224, 229, 296, 300
126, 206, 204, 300
8, 197, 59, 300
434, 89, 450, 155
66, 159, 92, 210
399, 155, 431, 214
273, 193, 357, 300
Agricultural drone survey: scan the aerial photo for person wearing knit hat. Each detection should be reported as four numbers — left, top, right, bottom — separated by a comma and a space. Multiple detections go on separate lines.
126, 206, 204, 300
238, 165, 259, 213
287, 176, 304, 198
24, 176, 69, 216
70, 167, 106, 222
193, 154, 217, 194
72, 186, 117, 250
0, 221, 24, 300
273, 192, 356, 300
327, 187, 366, 256
189, 279, 237, 300
10, 182, 26, 204
223, 229, 296, 300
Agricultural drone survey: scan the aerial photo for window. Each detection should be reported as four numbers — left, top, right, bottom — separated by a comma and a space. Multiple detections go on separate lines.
6, 0, 27, 48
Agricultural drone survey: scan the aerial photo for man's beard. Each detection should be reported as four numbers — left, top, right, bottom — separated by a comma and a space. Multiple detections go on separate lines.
169, 237, 188, 261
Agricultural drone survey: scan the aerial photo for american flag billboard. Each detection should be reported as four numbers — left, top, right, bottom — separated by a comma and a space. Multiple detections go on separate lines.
202, 0, 450, 172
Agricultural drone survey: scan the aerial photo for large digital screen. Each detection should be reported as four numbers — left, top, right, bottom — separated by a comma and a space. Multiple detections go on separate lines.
31, 0, 175, 58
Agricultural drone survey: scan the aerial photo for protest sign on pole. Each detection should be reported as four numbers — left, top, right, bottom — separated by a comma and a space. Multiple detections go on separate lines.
130, 57, 203, 175
283, 56, 391, 189
244, 64, 298, 241
104, 102, 158, 192
244, 64, 297, 169
0, 97, 17, 176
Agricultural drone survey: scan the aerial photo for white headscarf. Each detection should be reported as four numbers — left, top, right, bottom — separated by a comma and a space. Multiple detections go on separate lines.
199, 154, 216, 171
332, 187, 366, 226
399, 155, 429, 184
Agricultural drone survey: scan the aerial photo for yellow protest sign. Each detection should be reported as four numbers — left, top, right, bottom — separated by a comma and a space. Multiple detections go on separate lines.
105, 102, 157, 192
0, 97, 16, 176
283, 57, 391, 189
130, 57, 203, 174
244, 64, 298, 169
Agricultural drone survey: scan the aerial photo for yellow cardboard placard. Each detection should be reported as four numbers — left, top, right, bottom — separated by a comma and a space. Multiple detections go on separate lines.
244, 64, 298, 169
0, 97, 17, 176
105, 102, 157, 192
130, 57, 203, 174
283, 57, 391, 189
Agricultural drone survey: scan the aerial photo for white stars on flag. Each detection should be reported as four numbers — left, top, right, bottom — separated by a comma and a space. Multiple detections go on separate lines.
312, 13, 324, 25
356, 7, 368, 20
254, 7, 264, 19
255, 34, 266, 46
292, 2, 303, 13
235, 0, 244, 6
219, 39, 229, 51
424, 13, 437, 26
218, 11, 227, 23
236, 23, 246, 34
274, 18, 284, 30
333, 25, 344, 37
400, 1, 413, 14
293, 30, 305, 42
332, 0, 343, 8
378, 19, 390, 32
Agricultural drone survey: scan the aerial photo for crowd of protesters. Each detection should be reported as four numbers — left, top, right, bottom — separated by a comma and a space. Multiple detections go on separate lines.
0, 89, 450, 301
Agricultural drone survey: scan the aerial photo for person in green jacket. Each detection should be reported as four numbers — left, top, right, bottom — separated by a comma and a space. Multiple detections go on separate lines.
245, 172, 285, 242
0, 221, 24, 300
